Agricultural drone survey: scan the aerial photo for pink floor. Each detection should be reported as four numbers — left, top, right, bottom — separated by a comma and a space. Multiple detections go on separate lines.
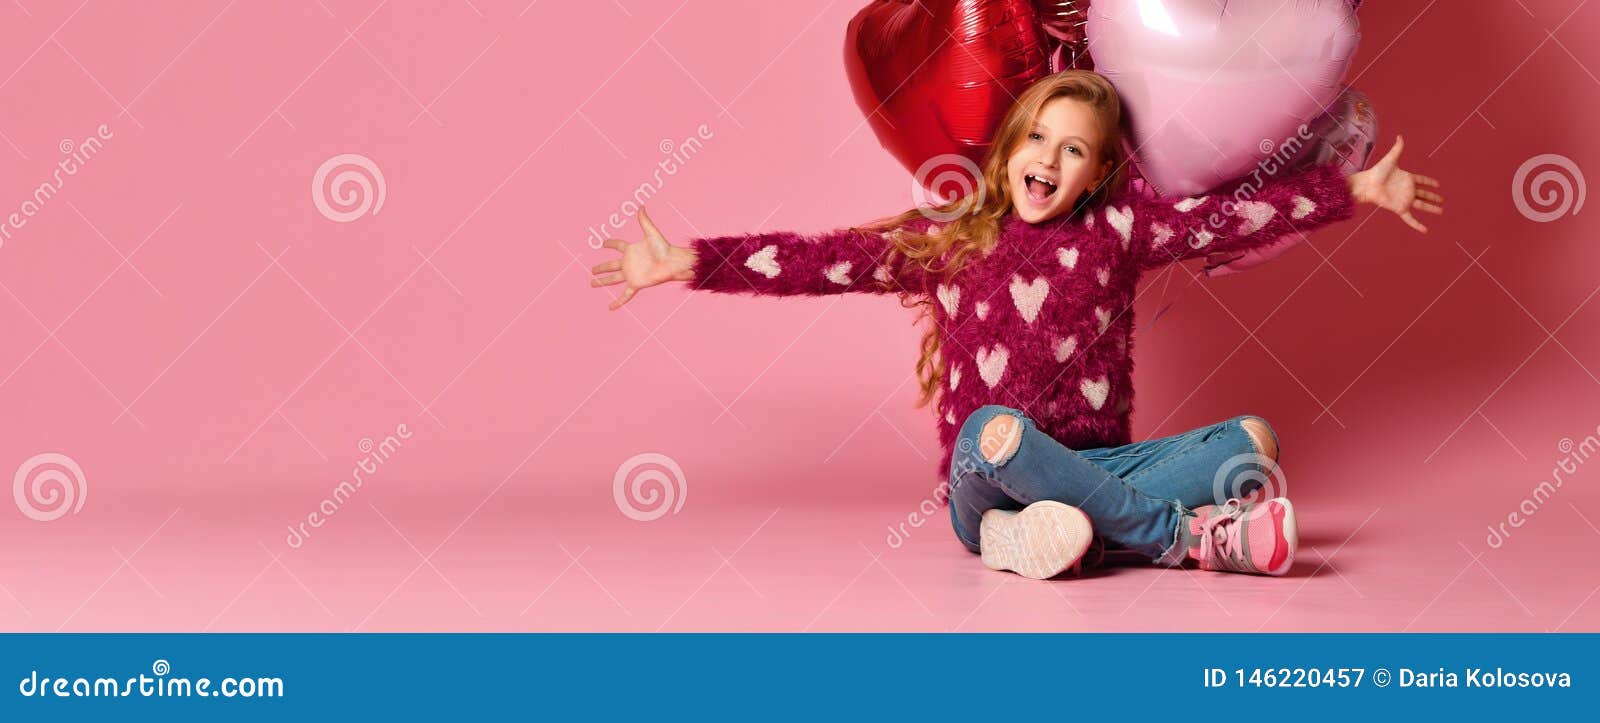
6, 460, 1600, 633
4, 2, 1600, 632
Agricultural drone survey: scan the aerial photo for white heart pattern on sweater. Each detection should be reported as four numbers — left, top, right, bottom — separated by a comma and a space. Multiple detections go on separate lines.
1094, 306, 1111, 332
1291, 195, 1316, 219
824, 260, 854, 285
1054, 335, 1077, 362
1235, 200, 1275, 236
1174, 197, 1204, 213
949, 364, 961, 391
1009, 275, 1048, 323
1080, 376, 1110, 410
1057, 246, 1079, 269
976, 344, 1009, 388
975, 301, 991, 320
1150, 222, 1174, 248
1095, 268, 1110, 287
936, 283, 960, 318
872, 265, 892, 283
745, 245, 780, 278
1105, 205, 1133, 248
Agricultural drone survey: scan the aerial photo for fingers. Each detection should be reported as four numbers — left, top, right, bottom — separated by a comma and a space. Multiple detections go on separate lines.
601, 238, 627, 252
591, 272, 624, 287
637, 207, 662, 239
1380, 134, 1405, 166
1399, 210, 1428, 234
608, 286, 637, 311
1414, 174, 1441, 188
1416, 188, 1444, 204
590, 259, 621, 274
1412, 199, 1443, 215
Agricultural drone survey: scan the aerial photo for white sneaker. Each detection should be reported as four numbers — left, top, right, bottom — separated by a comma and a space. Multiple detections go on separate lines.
979, 501, 1094, 579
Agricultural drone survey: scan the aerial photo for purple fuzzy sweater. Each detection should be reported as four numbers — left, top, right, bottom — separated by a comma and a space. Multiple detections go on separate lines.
689, 163, 1355, 481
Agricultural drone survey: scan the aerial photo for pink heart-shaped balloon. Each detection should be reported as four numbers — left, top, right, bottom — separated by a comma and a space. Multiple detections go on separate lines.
1204, 85, 1378, 276
1088, 0, 1359, 197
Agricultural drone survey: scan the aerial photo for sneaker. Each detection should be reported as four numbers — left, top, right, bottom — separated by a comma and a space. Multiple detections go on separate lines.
1184, 498, 1297, 576
979, 501, 1094, 579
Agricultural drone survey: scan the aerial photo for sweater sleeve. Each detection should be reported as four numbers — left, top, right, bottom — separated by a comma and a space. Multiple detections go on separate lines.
1109, 163, 1356, 271
687, 222, 933, 297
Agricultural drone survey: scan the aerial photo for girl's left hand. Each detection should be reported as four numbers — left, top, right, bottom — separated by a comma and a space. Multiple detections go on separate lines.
1347, 135, 1444, 234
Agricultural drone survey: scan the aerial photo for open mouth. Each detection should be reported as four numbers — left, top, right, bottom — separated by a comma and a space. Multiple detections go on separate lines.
1024, 174, 1058, 203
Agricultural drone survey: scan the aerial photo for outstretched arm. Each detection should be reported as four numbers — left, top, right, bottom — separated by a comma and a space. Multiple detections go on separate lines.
1124, 163, 1354, 270
591, 208, 931, 309
1120, 135, 1442, 270
687, 223, 933, 297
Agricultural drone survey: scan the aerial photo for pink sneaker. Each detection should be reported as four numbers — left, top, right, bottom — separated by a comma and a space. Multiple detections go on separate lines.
1185, 498, 1297, 576
979, 501, 1094, 579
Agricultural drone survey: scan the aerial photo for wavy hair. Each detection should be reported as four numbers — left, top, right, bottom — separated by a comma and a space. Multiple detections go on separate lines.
862, 70, 1129, 408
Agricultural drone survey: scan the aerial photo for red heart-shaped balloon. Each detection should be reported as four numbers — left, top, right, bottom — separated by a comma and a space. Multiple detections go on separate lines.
845, 0, 1063, 185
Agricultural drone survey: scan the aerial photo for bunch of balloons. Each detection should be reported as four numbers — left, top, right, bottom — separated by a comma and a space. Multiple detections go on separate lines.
844, 0, 1376, 275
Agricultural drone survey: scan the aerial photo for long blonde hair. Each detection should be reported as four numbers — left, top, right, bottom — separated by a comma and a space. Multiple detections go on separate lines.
865, 70, 1129, 408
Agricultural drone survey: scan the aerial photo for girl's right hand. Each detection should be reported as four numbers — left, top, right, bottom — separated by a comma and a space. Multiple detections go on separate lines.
1346, 135, 1444, 234
589, 207, 696, 310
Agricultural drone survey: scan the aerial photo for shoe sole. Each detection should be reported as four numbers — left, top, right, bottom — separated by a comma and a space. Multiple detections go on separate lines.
1266, 498, 1297, 576
979, 501, 1093, 580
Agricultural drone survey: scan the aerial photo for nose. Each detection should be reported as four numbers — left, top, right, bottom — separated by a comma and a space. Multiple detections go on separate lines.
1033, 149, 1057, 170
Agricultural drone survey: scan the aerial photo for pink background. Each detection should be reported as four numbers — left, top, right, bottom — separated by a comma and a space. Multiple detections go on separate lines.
2, 0, 1599, 632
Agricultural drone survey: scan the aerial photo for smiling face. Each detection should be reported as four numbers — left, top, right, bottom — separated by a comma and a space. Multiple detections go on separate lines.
1005, 96, 1112, 224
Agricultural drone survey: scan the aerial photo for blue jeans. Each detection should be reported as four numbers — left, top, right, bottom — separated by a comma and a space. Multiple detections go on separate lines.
948, 405, 1277, 565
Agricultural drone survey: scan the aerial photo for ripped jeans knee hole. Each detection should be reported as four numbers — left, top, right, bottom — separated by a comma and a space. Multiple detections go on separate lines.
978, 413, 1024, 466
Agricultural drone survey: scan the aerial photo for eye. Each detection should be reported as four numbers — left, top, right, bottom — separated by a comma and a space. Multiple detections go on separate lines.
1028, 132, 1043, 142
1064, 145, 1082, 157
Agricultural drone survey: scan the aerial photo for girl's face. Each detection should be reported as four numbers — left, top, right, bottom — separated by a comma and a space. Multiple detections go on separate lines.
1006, 97, 1111, 224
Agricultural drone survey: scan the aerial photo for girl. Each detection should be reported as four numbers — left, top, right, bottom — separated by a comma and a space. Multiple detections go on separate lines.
589, 71, 1443, 580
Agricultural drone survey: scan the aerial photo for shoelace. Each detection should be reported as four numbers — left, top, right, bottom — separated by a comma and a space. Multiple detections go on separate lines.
1198, 499, 1252, 573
